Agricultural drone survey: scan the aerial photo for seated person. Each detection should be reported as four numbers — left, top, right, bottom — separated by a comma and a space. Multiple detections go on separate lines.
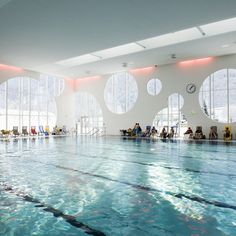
44, 126, 50, 136
127, 128, 133, 136
132, 123, 142, 136
1, 130, 10, 136
167, 127, 175, 138
52, 126, 58, 135
184, 127, 193, 138
22, 126, 28, 136
223, 127, 232, 140
194, 126, 205, 139
150, 126, 158, 138
160, 127, 167, 139
61, 126, 68, 135
142, 126, 151, 137
184, 127, 193, 135
209, 126, 218, 139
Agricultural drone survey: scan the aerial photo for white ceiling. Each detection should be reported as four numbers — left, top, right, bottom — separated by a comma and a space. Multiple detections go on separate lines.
1, 0, 236, 78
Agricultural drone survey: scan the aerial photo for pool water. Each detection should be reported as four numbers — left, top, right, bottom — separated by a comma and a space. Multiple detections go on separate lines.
0, 136, 236, 236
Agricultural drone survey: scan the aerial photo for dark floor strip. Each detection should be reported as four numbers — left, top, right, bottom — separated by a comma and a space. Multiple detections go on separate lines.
0, 182, 106, 236
35, 160, 236, 211
174, 193, 236, 210
101, 156, 236, 177
180, 154, 236, 163
79, 140, 236, 158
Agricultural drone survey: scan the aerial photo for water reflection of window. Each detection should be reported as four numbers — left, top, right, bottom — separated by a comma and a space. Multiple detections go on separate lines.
104, 72, 138, 114
0, 76, 62, 131
199, 69, 236, 123
153, 93, 186, 136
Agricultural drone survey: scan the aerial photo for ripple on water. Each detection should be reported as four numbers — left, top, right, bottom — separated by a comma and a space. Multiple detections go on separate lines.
0, 222, 7, 234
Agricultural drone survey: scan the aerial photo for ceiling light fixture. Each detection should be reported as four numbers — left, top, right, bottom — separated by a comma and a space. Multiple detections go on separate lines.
122, 62, 128, 67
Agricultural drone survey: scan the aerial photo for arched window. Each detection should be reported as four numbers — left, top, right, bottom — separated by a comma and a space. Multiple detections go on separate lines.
75, 92, 103, 134
199, 69, 236, 123
147, 78, 162, 96
153, 93, 186, 136
104, 72, 138, 114
0, 75, 62, 131
40, 74, 65, 97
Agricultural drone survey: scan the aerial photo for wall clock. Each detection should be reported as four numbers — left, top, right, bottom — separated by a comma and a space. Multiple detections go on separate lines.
186, 83, 196, 94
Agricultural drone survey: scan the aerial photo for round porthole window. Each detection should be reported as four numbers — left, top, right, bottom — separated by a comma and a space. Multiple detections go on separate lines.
147, 78, 162, 96
199, 69, 236, 123
104, 72, 138, 114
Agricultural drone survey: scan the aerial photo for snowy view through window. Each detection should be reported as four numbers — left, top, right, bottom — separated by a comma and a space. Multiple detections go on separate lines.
104, 72, 138, 114
199, 69, 236, 123
0, 75, 64, 131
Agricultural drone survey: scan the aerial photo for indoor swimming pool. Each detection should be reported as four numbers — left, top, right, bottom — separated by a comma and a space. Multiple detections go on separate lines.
0, 137, 236, 236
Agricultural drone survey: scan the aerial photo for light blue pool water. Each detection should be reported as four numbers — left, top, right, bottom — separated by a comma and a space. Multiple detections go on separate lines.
0, 136, 236, 236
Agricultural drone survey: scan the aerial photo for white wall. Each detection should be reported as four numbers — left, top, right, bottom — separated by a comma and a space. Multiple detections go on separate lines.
72, 54, 236, 138
56, 78, 75, 130
1, 54, 236, 138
